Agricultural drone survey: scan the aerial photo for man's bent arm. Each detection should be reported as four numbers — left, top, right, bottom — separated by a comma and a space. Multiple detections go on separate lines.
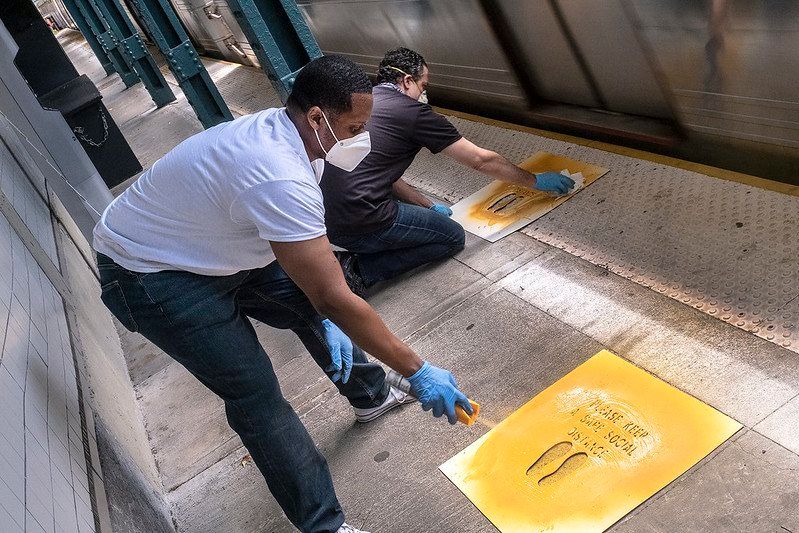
271, 236, 424, 377
442, 137, 537, 188
392, 178, 433, 208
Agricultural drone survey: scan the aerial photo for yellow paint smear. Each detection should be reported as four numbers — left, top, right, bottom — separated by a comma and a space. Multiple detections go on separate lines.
452, 152, 608, 242
466, 184, 550, 227
440, 350, 742, 533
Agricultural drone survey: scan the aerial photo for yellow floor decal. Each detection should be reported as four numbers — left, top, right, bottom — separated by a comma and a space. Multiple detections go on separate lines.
440, 350, 742, 532
449, 152, 608, 242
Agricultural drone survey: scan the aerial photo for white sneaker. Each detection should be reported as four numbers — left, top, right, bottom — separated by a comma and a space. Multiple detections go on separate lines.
337, 523, 371, 533
353, 386, 416, 423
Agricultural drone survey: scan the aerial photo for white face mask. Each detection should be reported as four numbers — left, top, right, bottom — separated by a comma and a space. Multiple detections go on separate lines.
310, 158, 325, 182
417, 91, 429, 105
314, 111, 371, 172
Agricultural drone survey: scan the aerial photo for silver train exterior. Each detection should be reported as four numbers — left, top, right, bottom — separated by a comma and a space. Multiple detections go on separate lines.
144, 0, 799, 180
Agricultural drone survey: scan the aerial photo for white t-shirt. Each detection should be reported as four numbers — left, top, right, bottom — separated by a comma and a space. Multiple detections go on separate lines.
93, 108, 326, 276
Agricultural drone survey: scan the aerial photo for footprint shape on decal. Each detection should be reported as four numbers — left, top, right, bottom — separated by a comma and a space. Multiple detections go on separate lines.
526, 441, 589, 487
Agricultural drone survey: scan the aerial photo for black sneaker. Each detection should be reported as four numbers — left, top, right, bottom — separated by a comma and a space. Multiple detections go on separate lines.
334, 251, 368, 297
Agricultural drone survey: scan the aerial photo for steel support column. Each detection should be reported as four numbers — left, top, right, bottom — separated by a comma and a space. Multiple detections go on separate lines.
62, 0, 140, 87
128, 0, 232, 128
60, 0, 115, 75
224, 0, 321, 102
90, 0, 176, 107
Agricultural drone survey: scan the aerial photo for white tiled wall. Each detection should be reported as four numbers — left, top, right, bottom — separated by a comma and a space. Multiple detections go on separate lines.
0, 142, 96, 532
0, 142, 58, 264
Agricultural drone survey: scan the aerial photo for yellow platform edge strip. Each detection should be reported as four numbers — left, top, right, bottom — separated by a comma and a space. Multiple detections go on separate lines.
435, 107, 799, 198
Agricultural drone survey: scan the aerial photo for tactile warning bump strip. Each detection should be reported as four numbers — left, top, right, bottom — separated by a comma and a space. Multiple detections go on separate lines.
523, 149, 799, 351
403, 115, 799, 354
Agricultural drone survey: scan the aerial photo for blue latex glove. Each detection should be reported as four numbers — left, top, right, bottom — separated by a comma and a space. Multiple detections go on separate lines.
321, 319, 353, 384
533, 171, 575, 195
406, 361, 472, 424
430, 203, 453, 217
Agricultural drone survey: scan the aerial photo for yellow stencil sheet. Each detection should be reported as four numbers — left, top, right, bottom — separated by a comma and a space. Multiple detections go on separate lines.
440, 350, 742, 533
450, 152, 608, 242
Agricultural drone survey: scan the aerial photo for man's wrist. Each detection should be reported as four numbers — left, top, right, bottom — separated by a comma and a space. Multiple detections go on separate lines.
421, 198, 434, 208
401, 356, 425, 378
405, 360, 428, 382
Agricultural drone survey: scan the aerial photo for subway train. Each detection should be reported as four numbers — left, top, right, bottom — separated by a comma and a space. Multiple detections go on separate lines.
158, 0, 799, 182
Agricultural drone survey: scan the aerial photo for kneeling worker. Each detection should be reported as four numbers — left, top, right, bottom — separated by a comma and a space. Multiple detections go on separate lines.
322, 47, 574, 292
93, 55, 471, 533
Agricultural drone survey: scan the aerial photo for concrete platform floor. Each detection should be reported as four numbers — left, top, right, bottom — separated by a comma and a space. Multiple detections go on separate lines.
59, 31, 799, 533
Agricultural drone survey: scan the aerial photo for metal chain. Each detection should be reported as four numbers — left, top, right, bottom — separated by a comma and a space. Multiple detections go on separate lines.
0, 109, 104, 218
72, 107, 109, 148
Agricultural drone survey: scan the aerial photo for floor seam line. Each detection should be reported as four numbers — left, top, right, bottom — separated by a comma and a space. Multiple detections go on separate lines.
752, 390, 799, 427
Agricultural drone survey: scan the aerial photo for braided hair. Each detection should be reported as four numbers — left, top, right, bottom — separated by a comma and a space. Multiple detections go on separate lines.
376, 47, 427, 84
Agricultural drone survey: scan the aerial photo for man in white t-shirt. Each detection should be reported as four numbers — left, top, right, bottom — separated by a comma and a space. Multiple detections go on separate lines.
94, 56, 472, 533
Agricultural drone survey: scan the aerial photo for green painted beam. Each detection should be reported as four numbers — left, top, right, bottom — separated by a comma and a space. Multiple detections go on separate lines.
224, 0, 322, 102
63, 0, 140, 87
60, 0, 115, 75
90, 0, 176, 107
127, 0, 233, 128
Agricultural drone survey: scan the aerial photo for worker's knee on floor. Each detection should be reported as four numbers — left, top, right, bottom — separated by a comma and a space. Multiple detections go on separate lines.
454, 224, 466, 249
446, 222, 466, 253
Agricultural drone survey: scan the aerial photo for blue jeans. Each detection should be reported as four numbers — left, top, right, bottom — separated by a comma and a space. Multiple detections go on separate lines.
97, 254, 389, 532
332, 202, 465, 287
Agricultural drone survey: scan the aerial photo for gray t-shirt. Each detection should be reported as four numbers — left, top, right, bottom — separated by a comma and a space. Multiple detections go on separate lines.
320, 85, 462, 238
